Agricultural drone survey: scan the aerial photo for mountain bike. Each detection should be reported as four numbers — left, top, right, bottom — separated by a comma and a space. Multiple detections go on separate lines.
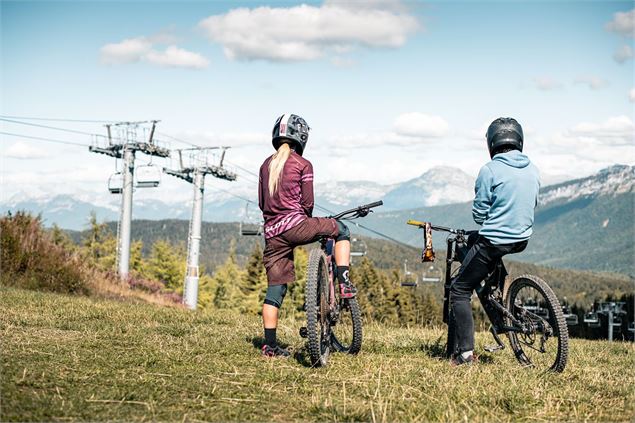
407, 220, 568, 372
300, 201, 383, 367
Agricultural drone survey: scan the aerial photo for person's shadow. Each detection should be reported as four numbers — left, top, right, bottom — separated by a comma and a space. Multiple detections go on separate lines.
419, 335, 448, 358
419, 336, 494, 364
247, 336, 316, 368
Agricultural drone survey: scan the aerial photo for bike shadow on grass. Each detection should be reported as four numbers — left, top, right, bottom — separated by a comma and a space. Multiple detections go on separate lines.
419, 335, 494, 364
247, 336, 315, 367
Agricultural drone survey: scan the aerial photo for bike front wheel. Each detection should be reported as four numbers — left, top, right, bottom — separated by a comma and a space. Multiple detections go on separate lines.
331, 297, 363, 354
306, 249, 331, 367
505, 274, 569, 372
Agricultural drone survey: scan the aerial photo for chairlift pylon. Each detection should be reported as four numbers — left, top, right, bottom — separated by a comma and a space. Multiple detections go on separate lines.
108, 172, 123, 194
136, 164, 161, 188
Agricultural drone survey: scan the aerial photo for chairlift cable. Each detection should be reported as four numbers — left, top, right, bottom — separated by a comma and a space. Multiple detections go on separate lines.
0, 115, 116, 123
0, 131, 91, 147
0, 117, 108, 138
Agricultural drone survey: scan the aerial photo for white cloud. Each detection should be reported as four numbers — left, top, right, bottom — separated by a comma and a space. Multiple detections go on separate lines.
100, 37, 152, 64
606, 8, 635, 38
532, 77, 563, 91
568, 115, 635, 146
145, 46, 209, 69
393, 112, 449, 138
198, 3, 419, 62
4, 142, 48, 159
573, 75, 609, 90
629, 88, 635, 102
613, 44, 633, 63
100, 37, 209, 69
324, 0, 409, 12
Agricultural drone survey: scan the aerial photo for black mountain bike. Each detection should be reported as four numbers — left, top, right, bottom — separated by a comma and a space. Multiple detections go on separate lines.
407, 219, 568, 372
300, 201, 383, 367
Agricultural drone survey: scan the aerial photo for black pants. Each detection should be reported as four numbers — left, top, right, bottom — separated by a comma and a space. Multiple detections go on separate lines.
449, 233, 528, 355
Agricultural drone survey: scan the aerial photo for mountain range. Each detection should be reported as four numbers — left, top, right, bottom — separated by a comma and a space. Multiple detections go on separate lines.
2, 166, 477, 229
3, 164, 634, 275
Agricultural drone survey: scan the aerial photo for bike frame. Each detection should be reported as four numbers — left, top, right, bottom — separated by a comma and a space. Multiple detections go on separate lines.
411, 221, 536, 338
319, 201, 384, 316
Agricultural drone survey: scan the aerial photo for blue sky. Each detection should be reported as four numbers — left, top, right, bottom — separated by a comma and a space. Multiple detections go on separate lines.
1, 0, 634, 203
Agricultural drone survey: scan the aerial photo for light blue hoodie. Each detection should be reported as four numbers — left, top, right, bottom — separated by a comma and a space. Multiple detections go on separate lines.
472, 150, 540, 245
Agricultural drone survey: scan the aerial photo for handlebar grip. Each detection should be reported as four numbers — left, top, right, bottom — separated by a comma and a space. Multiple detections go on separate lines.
407, 219, 426, 227
363, 200, 383, 209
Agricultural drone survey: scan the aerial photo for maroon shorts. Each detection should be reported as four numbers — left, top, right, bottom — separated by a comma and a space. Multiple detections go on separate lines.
263, 217, 339, 285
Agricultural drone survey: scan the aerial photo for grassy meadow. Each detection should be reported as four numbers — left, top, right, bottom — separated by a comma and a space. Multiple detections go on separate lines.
1, 286, 633, 422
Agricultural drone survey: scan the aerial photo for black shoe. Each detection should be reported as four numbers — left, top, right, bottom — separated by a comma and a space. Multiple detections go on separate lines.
261, 344, 290, 358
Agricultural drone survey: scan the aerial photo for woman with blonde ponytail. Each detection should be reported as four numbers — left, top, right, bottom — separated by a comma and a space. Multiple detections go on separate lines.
258, 114, 354, 358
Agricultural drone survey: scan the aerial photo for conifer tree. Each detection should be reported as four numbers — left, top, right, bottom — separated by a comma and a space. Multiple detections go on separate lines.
145, 240, 184, 291
81, 212, 114, 266
280, 247, 308, 319
197, 273, 216, 309
241, 243, 266, 315
212, 246, 245, 309
50, 224, 75, 251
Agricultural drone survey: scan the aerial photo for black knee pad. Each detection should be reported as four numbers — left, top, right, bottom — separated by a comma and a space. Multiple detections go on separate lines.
264, 284, 288, 308
336, 221, 350, 242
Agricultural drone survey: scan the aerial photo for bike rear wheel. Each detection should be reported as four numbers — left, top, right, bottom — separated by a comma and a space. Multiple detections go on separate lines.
505, 274, 569, 372
306, 249, 331, 367
331, 297, 363, 354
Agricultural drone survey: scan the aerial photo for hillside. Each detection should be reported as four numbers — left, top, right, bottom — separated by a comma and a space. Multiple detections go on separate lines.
66, 219, 632, 308
7, 165, 634, 276
2, 287, 633, 422
364, 191, 635, 276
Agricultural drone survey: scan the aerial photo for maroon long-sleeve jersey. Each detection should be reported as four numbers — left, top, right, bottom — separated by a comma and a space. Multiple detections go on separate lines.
258, 151, 314, 239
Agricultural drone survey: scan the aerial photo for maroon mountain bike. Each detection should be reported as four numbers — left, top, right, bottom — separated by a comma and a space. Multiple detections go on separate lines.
300, 201, 383, 367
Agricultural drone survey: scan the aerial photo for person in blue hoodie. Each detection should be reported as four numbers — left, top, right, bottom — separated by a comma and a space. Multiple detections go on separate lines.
449, 117, 540, 365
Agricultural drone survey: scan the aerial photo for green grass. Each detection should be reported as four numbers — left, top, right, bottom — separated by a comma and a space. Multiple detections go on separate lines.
2, 287, 634, 422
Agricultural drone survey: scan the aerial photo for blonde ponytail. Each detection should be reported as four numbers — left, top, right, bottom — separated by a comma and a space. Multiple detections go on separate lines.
268, 143, 291, 194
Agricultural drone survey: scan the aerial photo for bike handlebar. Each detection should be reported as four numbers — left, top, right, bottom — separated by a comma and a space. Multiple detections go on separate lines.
329, 200, 384, 220
406, 219, 462, 234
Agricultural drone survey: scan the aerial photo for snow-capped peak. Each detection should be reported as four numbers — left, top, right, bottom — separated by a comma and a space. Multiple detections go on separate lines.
539, 164, 634, 206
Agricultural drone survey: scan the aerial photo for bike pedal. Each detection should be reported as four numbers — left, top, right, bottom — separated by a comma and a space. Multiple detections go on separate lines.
486, 326, 505, 353
484, 344, 505, 353
299, 327, 308, 338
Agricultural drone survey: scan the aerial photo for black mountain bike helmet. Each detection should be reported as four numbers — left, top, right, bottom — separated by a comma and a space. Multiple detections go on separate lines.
486, 117, 524, 158
272, 113, 310, 155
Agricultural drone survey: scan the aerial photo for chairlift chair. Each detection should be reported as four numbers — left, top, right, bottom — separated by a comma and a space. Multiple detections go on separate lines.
522, 299, 549, 319
239, 202, 263, 236
584, 311, 601, 328
136, 164, 161, 188
350, 237, 367, 258
562, 304, 579, 326
108, 172, 123, 194
400, 259, 419, 287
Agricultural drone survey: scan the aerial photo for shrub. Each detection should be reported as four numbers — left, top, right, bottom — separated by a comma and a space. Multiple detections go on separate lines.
0, 212, 88, 294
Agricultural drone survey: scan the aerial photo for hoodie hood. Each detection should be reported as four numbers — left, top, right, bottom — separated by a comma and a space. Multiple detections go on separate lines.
493, 150, 530, 169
